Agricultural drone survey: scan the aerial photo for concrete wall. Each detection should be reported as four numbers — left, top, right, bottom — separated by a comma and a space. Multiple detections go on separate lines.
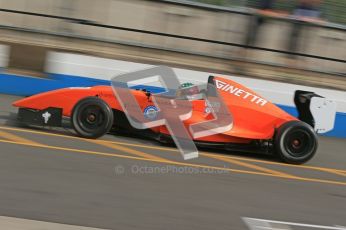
45, 52, 346, 112
0, 0, 344, 74
0, 44, 9, 68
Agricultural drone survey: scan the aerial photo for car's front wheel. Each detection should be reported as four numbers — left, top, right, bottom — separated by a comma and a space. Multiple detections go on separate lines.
275, 121, 318, 164
71, 97, 114, 139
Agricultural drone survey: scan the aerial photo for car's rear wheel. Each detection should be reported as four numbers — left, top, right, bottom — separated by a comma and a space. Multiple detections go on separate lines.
71, 97, 114, 139
275, 121, 318, 164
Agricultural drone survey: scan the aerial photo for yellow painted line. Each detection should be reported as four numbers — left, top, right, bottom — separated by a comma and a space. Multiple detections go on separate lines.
316, 168, 346, 177
332, 169, 346, 173
0, 126, 176, 150
0, 138, 345, 186
202, 153, 346, 178
0, 130, 40, 145
7, 125, 286, 178
0, 125, 345, 176
0, 138, 274, 177
86, 139, 168, 162
207, 154, 298, 179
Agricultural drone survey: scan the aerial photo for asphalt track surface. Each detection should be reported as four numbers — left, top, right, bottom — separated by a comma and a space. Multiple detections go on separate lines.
0, 94, 345, 230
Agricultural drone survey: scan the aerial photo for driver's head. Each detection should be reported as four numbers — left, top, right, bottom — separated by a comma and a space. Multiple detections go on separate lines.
176, 82, 203, 100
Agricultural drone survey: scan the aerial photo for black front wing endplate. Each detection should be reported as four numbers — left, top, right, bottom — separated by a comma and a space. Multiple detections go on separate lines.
17, 107, 63, 127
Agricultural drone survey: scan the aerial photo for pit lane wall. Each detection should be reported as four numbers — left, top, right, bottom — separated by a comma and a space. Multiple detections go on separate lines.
0, 47, 345, 138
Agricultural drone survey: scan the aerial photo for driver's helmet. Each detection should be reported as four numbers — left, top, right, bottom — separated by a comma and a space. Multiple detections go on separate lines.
176, 82, 203, 100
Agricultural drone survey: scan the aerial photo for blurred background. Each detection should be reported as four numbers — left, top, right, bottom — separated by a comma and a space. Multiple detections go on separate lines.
0, 0, 345, 89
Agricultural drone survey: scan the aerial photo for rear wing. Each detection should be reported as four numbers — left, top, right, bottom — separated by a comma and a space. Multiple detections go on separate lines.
294, 90, 336, 134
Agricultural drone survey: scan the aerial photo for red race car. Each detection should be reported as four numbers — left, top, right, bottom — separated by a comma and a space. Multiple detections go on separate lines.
13, 75, 334, 164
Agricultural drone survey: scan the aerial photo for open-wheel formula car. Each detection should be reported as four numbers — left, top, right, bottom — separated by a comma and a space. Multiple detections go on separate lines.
13, 75, 336, 164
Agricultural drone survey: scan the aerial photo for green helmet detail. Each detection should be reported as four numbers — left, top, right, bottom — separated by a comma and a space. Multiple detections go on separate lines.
180, 82, 194, 89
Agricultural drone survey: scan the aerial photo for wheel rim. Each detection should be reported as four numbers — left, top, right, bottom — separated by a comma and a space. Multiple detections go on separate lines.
78, 104, 106, 132
285, 129, 314, 158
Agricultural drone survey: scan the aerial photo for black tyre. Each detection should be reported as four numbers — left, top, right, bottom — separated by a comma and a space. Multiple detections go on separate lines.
275, 121, 318, 164
71, 97, 114, 139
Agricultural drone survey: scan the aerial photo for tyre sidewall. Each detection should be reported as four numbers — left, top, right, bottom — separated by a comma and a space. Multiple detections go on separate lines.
275, 121, 318, 164
72, 97, 114, 138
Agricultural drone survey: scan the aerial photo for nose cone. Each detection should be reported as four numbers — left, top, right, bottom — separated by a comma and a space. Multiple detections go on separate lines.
11, 88, 67, 109
12, 90, 56, 109
12, 96, 42, 109
12, 97, 29, 107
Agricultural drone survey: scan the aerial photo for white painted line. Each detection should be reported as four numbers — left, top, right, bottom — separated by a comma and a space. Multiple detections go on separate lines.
0, 216, 109, 230
243, 217, 346, 230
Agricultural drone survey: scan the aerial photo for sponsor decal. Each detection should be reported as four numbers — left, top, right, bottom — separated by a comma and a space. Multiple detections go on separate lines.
143, 105, 159, 120
42, 111, 51, 124
215, 79, 267, 106
205, 101, 220, 114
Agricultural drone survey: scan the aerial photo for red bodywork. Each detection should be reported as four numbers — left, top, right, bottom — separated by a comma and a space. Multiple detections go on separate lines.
13, 76, 297, 144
